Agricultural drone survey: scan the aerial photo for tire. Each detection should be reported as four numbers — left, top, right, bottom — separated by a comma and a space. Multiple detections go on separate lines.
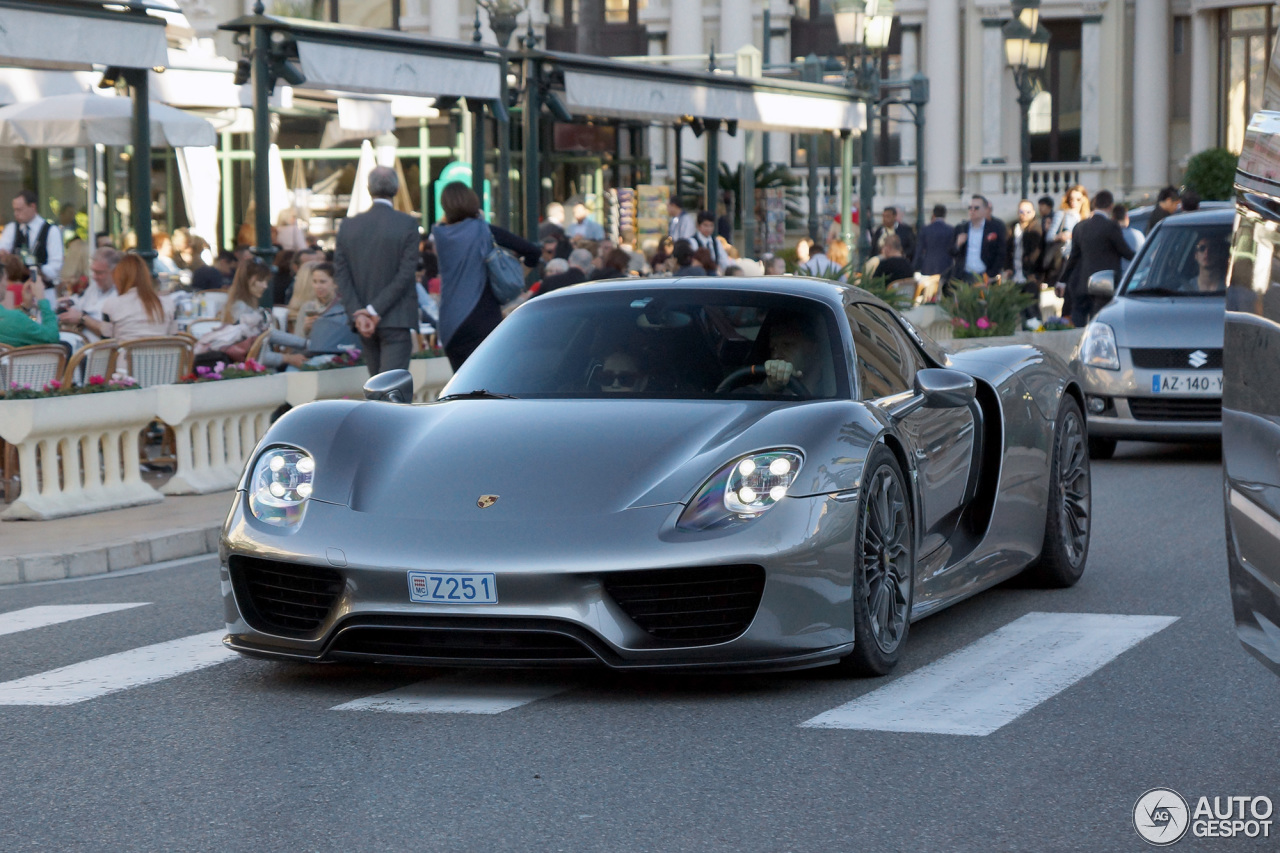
837, 445, 915, 677
1026, 397, 1091, 588
1087, 436, 1116, 460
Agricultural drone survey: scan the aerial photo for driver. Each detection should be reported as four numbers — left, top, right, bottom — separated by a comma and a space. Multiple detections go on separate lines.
756, 310, 833, 395
597, 350, 649, 394
1189, 237, 1228, 293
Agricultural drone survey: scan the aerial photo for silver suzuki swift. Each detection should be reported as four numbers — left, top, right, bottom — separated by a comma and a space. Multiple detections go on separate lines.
1073, 207, 1233, 459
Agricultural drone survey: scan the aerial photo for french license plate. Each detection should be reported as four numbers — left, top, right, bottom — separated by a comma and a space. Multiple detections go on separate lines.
407, 571, 498, 604
1151, 372, 1222, 395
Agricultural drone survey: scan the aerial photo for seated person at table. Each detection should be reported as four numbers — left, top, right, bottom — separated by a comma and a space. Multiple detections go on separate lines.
98, 254, 177, 341
0, 263, 59, 347
871, 234, 915, 284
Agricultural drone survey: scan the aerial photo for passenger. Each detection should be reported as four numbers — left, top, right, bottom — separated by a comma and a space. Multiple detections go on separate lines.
597, 351, 649, 394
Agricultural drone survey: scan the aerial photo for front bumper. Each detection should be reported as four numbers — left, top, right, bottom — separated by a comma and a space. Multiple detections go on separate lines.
220, 491, 860, 671
1077, 355, 1221, 441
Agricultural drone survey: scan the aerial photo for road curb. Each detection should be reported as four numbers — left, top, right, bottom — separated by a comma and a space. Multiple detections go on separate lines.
0, 525, 222, 585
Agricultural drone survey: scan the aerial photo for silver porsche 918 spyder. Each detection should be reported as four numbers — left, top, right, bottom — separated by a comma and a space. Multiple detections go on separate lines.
220, 277, 1090, 676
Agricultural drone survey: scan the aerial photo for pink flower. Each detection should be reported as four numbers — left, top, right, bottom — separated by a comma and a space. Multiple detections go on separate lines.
87, 375, 106, 386
952, 318, 970, 328
976, 316, 991, 330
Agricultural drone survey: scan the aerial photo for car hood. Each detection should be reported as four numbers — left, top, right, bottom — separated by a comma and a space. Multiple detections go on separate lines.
303, 398, 851, 520
1098, 295, 1225, 349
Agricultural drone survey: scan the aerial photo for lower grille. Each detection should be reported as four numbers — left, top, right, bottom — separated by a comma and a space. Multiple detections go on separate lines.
229, 555, 344, 636
1130, 348, 1223, 369
329, 624, 596, 663
1127, 397, 1222, 421
603, 565, 766, 644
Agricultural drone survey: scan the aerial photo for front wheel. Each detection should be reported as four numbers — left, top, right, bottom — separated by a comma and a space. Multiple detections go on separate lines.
1026, 397, 1091, 587
837, 445, 915, 677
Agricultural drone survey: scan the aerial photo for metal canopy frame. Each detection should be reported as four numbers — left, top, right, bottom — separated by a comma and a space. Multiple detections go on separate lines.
0, 0, 170, 269
220, 11, 510, 292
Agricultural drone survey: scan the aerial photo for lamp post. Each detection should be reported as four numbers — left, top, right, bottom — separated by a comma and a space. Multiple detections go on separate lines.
834, 0, 894, 268
1003, 0, 1049, 200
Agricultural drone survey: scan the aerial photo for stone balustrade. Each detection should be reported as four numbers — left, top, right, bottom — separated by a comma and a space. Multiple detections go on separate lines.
0, 358, 455, 520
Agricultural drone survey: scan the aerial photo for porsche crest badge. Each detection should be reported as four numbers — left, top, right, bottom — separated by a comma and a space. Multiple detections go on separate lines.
477, 495, 499, 509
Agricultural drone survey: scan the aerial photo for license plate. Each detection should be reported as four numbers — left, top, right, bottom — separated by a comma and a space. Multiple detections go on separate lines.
407, 571, 498, 604
1151, 372, 1223, 395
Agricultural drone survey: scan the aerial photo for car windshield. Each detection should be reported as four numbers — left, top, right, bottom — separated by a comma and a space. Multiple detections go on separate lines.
445, 288, 849, 401
1123, 222, 1233, 296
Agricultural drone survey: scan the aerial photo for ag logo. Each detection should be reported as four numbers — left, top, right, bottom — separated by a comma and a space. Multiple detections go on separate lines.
1134, 788, 1190, 846
476, 495, 499, 509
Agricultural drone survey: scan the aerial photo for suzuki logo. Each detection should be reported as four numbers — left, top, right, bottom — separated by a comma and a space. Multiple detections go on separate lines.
1188, 350, 1209, 368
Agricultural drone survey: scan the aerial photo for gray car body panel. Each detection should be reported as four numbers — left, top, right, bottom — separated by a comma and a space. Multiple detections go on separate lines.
221, 277, 1079, 670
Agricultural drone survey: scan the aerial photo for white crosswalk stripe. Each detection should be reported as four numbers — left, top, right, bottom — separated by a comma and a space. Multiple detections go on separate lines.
801, 612, 1178, 736
0, 604, 150, 637
0, 630, 236, 706
332, 676, 571, 715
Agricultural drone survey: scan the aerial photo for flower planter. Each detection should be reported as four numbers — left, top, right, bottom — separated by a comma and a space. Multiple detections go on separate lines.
285, 365, 371, 406
408, 357, 453, 403
0, 388, 162, 520
155, 374, 289, 495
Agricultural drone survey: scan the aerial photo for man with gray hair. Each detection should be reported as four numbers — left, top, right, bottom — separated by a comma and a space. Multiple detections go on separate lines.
536, 247, 593, 296
58, 246, 121, 341
334, 165, 420, 374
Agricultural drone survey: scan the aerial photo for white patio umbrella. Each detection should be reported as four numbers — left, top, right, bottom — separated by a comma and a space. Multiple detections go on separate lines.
0, 92, 216, 147
346, 139, 376, 219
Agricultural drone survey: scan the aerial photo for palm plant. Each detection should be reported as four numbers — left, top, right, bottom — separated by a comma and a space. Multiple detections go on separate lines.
680, 161, 806, 231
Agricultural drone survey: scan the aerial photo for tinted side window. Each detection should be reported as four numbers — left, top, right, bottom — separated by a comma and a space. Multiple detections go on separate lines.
846, 303, 919, 399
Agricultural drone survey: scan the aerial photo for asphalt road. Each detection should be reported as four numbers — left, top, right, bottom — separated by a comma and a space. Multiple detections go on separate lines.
0, 442, 1276, 852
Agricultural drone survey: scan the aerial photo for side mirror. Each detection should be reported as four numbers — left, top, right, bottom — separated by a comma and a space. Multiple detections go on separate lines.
1087, 270, 1116, 299
914, 368, 977, 409
363, 369, 414, 403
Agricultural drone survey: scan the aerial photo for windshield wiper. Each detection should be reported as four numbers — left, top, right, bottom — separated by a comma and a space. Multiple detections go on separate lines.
437, 389, 519, 401
1127, 287, 1188, 297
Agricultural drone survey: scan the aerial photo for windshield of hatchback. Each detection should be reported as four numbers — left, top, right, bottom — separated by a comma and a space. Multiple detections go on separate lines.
444, 288, 849, 400
1123, 222, 1233, 296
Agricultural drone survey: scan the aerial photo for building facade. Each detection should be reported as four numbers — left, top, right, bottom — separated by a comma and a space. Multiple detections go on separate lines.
179, 0, 1280, 217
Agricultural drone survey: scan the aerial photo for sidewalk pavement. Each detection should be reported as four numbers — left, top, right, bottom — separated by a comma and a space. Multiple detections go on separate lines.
0, 492, 233, 585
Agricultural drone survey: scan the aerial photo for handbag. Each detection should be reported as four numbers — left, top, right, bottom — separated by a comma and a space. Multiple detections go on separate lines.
483, 228, 526, 305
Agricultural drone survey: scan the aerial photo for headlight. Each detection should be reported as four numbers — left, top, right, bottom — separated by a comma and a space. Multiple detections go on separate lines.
1080, 322, 1120, 370
678, 449, 803, 531
248, 446, 315, 527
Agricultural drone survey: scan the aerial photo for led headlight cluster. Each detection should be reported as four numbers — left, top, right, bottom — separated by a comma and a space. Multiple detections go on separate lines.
248, 446, 315, 526
678, 449, 804, 531
724, 452, 802, 514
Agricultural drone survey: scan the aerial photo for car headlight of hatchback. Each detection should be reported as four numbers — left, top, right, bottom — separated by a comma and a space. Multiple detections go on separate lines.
248, 446, 315, 527
1080, 322, 1120, 370
678, 449, 803, 531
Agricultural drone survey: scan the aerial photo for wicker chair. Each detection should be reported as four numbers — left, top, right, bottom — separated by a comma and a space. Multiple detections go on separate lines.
0, 344, 68, 393
244, 329, 273, 364
62, 338, 119, 386
60, 329, 89, 354
114, 336, 193, 387
185, 318, 223, 340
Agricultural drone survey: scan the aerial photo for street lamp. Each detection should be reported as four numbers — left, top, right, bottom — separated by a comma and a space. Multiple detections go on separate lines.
1003, 0, 1049, 200
478, 0, 526, 50
834, 0, 894, 267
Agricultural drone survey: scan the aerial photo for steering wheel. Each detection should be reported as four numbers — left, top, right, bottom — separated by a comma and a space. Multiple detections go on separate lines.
715, 364, 809, 396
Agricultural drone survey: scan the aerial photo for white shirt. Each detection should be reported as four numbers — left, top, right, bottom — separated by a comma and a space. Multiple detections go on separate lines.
669, 212, 697, 242
692, 231, 726, 271
964, 222, 986, 274
1011, 224, 1026, 283
71, 280, 118, 342
0, 215, 64, 284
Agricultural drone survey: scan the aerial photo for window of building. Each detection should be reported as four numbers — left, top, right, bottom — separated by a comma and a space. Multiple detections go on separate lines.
1221, 6, 1278, 153
1030, 20, 1081, 163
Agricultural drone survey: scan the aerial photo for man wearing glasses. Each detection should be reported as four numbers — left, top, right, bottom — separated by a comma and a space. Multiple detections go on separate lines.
950, 195, 1006, 288
1059, 189, 1134, 326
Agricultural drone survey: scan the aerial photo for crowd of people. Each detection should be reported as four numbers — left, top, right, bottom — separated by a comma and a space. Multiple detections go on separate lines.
0, 173, 1211, 377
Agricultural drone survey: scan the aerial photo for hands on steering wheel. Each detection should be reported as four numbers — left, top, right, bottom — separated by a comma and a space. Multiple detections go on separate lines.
714, 363, 810, 397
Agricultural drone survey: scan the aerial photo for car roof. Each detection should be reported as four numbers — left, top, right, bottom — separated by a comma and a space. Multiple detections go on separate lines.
548, 274, 880, 308
1148, 206, 1236, 227
1129, 201, 1234, 220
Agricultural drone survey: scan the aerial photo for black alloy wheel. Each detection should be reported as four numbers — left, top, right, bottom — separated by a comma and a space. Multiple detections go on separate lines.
1026, 397, 1091, 587
839, 444, 914, 676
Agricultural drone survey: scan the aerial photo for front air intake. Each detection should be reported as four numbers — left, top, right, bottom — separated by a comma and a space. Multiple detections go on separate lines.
603, 565, 766, 644
229, 555, 344, 637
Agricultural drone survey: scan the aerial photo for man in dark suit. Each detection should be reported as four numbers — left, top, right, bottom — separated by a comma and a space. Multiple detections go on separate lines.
914, 204, 953, 276
871, 206, 915, 261
950, 195, 1007, 285
1059, 189, 1134, 327
335, 166, 421, 375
